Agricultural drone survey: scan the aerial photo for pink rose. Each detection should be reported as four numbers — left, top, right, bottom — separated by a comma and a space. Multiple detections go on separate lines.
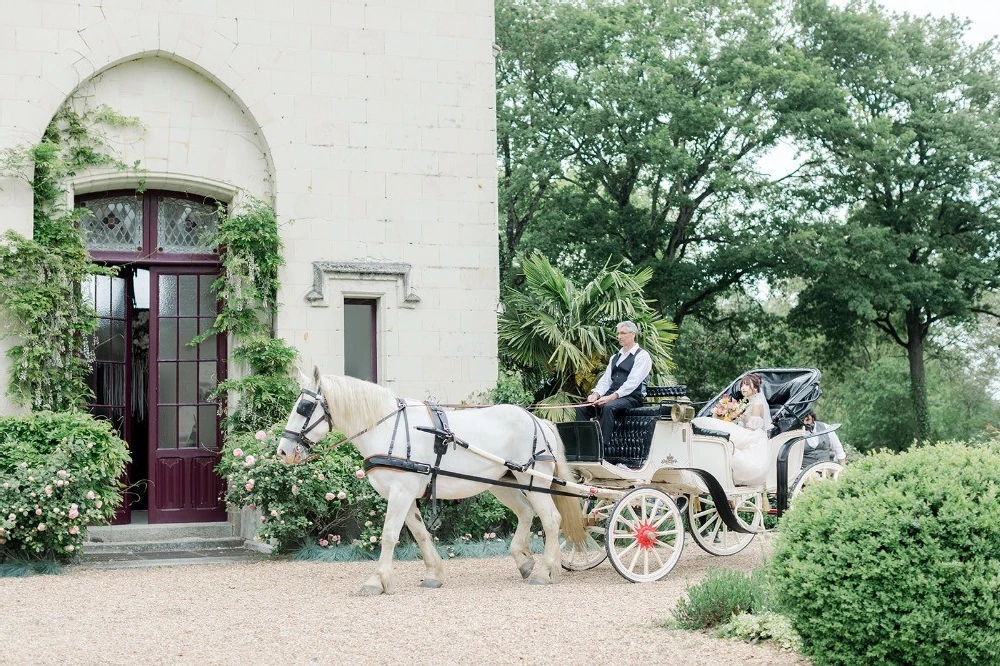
247, 504, 256, 511
332, 535, 341, 544
325, 493, 335, 501
233, 448, 244, 458
65, 545, 74, 552
37, 523, 46, 531
355, 469, 364, 479
35, 508, 42, 515
245, 481, 255, 492
337, 491, 347, 500
255, 431, 267, 441
68, 508, 79, 519
244, 456, 256, 466
86, 491, 96, 500
319, 539, 329, 547
95, 500, 103, 509
259, 516, 266, 522
69, 526, 80, 535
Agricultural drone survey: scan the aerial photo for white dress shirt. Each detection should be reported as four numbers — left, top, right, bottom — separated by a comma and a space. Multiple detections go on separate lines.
808, 421, 847, 461
593, 345, 652, 399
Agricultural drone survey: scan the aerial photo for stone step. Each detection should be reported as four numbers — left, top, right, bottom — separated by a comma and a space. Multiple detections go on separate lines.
76, 547, 267, 570
87, 521, 233, 543
82, 536, 247, 555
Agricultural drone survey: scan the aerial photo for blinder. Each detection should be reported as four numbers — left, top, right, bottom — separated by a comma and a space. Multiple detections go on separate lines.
283, 389, 332, 452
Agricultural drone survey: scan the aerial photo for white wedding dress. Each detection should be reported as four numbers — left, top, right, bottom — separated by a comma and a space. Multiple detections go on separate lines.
692, 392, 772, 487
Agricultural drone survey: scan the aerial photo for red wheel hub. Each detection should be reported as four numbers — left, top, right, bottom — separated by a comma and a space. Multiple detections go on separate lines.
634, 520, 658, 550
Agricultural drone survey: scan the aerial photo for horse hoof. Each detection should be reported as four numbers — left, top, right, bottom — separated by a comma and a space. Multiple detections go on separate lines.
357, 584, 384, 597
528, 575, 551, 586
419, 579, 443, 589
518, 560, 535, 580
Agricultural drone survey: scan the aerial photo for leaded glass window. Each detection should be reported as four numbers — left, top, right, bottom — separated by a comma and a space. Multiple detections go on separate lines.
156, 196, 219, 253
79, 196, 143, 252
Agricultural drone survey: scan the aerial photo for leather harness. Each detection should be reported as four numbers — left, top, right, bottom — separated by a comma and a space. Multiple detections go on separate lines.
363, 401, 563, 516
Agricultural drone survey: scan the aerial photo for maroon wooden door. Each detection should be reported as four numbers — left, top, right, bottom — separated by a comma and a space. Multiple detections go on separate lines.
148, 267, 226, 523
83, 274, 132, 525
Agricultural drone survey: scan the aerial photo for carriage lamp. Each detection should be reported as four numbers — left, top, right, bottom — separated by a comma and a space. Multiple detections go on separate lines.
669, 397, 695, 422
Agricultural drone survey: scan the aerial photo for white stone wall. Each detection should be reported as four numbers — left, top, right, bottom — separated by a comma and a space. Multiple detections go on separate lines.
0, 0, 500, 412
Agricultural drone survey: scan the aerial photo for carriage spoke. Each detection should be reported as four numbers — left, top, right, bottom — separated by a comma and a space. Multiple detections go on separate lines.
692, 505, 717, 520
628, 544, 642, 572
652, 506, 675, 529
650, 544, 666, 568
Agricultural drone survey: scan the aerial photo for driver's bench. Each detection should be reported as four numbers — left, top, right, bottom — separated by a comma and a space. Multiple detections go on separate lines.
559, 386, 687, 468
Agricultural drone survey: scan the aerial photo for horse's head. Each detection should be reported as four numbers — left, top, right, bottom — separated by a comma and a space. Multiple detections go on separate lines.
277, 368, 332, 464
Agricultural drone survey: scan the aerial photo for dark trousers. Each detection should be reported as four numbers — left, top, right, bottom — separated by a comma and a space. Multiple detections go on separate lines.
576, 393, 643, 446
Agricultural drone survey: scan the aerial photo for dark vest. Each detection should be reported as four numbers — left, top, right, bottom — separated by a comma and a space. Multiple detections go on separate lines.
801, 422, 833, 467
606, 348, 648, 398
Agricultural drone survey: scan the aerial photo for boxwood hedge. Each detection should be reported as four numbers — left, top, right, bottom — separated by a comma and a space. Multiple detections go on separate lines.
770, 440, 1000, 666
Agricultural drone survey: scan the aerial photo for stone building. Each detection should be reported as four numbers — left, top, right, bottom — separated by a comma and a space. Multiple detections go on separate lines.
0, 0, 499, 524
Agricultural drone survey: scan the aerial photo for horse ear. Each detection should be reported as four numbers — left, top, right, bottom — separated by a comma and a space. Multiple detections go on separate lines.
295, 365, 310, 387
312, 365, 322, 389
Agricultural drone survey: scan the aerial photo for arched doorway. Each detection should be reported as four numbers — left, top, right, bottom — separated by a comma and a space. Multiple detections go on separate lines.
78, 190, 227, 524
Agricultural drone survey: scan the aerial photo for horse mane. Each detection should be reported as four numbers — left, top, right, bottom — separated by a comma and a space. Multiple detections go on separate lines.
318, 374, 397, 435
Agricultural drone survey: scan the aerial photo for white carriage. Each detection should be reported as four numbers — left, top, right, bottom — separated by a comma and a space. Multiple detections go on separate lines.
554, 367, 845, 583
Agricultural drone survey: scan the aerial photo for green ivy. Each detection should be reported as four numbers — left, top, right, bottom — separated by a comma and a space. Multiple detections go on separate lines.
0, 104, 138, 411
195, 196, 299, 434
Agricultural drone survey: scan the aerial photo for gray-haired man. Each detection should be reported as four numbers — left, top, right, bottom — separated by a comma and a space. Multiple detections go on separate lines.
576, 321, 652, 445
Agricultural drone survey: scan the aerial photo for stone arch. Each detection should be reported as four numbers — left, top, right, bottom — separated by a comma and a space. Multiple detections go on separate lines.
23, 9, 277, 196
65, 54, 274, 203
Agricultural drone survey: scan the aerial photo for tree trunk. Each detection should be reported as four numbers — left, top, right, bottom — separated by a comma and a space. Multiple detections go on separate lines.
905, 307, 931, 444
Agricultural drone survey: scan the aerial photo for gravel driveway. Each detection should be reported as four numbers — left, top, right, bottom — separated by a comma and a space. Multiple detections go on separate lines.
1, 534, 808, 666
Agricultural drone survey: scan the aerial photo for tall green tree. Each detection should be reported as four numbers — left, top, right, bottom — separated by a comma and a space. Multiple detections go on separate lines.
787, 0, 1000, 442
499, 252, 677, 416
496, 0, 825, 322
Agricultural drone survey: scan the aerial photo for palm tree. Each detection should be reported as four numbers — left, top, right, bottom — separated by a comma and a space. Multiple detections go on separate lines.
499, 252, 677, 418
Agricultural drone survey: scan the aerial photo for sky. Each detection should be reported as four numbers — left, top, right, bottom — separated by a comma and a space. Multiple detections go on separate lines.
834, 0, 999, 45
760, 0, 1000, 179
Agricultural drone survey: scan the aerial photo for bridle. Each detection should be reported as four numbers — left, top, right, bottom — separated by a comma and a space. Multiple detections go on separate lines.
281, 389, 333, 454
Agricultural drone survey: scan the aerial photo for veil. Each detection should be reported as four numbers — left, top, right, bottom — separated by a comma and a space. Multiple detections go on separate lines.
744, 392, 772, 433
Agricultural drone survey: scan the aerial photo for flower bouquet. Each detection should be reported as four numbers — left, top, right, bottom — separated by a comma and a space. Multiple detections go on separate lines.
712, 394, 749, 422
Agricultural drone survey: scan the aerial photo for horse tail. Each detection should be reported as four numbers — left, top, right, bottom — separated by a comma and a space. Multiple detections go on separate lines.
542, 419, 587, 548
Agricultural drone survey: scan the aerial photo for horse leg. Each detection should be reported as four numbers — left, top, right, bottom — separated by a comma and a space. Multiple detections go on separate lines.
358, 489, 412, 596
489, 486, 536, 579
523, 493, 563, 585
403, 500, 445, 589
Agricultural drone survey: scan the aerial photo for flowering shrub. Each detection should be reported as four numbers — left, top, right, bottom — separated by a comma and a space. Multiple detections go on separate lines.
0, 411, 129, 560
219, 424, 386, 552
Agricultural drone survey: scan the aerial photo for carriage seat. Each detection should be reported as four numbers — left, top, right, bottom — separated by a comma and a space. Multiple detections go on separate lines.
604, 406, 660, 468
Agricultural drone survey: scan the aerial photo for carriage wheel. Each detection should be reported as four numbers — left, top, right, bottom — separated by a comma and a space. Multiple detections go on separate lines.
604, 487, 684, 583
560, 498, 611, 571
687, 490, 764, 556
791, 462, 843, 498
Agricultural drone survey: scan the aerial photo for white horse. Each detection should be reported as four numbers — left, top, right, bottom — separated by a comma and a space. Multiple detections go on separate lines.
277, 369, 586, 596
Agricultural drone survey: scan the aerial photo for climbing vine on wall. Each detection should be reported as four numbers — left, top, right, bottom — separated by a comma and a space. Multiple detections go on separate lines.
0, 104, 140, 411
196, 196, 299, 434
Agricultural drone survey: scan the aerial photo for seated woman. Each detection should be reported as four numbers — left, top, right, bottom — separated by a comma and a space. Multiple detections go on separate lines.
692, 373, 771, 487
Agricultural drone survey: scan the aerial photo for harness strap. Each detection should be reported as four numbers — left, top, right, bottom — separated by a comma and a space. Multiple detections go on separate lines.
386, 399, 405, 457
363, 455, 584, 499
421, 402, 454, 517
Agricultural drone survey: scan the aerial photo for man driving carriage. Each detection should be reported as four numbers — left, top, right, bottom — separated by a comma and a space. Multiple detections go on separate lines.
576, 321, 652, 446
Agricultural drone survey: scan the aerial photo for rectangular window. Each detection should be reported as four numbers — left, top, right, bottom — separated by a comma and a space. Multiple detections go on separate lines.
344, 299, 377, 383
